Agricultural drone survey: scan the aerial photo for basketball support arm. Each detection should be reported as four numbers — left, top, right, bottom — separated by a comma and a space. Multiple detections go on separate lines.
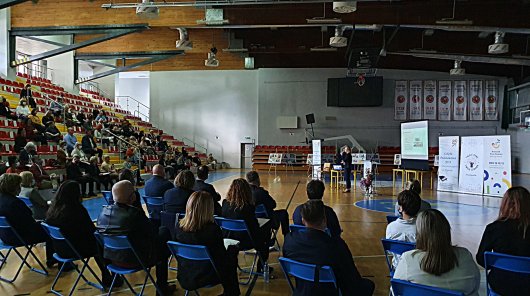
322, 135, 366, 153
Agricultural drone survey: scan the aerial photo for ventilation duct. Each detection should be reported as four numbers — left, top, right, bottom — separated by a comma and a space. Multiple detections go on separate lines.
329, 26, 348, 47
136, 0, 159, 19
333, 1, 357, 13
205, 47, 219, 67
449, 60, 465, 75
488, 31, 509, 54
175, 28, 193, 50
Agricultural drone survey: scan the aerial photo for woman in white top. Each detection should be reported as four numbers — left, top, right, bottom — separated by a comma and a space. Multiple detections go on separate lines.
15, 99, 31, 119
393, 209, 480, 296
71, 142, 87, 161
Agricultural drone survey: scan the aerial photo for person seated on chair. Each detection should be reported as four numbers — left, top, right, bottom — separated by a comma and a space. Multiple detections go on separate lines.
163, 170, 195, 214
191, 153, 201, 167
82, 130, 103, 163
15, 99, 30, 120
28, 154, 55, 190
66, 155, 95, 198
193, 166, 221, 216
41, 110, 55, 127
293, 180, 342, 237
19, 141, 36, 167
476, 186, 530, 296
394, 209, 480, 295
96, 180, 176, 295
19, 171, 49, 220
45, 180, 121, 288
386, 190, 421, 268
246, 170, 289, 236
283, 200, 375, 296
100, 155, 119, 186
28, 108, 45, 133
44, 121, 61, 143
71, 142, 87, 161
175, 191, 240, 296
221, 178, 272, 273
0, 96, 18, 121
394, 179, 431, 217
145, 164, 174, 198
63, 128, 77, 156
0, 173, 56, 268
117, 169, 143, 210
49, 96, 64, 119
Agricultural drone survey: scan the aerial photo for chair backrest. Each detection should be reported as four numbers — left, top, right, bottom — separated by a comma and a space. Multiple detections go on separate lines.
214, 217, 248, 233
386, 215, 399, 224
279, 257, 338, 291
255, 204, 268, 218
484, 251, 530, 275
18, 196, 33, 208
381, 238, 416, 275
289, 224, 331, 236
41, 223, 65, 241
160, 211, 180, 239
167, 241, 211, 261
0, 216, 10, 229
142, 196, 164, 220
390, 278, 464, 296
101, 191, 113, 205
97, 233, 132, 251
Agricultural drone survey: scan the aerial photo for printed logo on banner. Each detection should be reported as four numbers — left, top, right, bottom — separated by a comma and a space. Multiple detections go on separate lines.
483, 135, 512, 197
458, 137, 485, 195
437, 136, 460, 192
464, 154, 479, 171
394, 81, 408, 121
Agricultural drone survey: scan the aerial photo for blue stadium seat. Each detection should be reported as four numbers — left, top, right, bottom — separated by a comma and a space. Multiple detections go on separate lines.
255, 204, 268, 218
386, 215, 399, 224
279, 257, 340, 295
381, 238, 416, 277
141, 195, 164, 222
390, 278, 464, 296
484, 251, 530, 296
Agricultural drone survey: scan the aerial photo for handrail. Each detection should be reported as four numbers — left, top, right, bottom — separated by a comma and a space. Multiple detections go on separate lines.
182, 137, 207, 154
116, 95, 150, 109
102, 128, 142, 170
133, 110, 150, 122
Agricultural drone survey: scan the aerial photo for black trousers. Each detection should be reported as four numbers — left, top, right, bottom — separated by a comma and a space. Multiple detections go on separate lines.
272, 209, 290, 236
344, 168, 352, 189
75, 176, 94, 195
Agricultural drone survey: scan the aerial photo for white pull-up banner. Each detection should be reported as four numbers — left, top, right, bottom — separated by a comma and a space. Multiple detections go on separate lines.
458, 137, 485, 195
394, 80, 408, 121
437, 136, 460, 192
482, 136, 512, 197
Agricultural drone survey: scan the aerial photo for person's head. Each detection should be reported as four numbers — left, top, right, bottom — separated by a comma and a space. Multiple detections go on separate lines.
301, 200, 327, 231
208, 153, 212, 157
119, 169, 135, 185
0, 173, 22, 196
20, 99, 26, 106
103, 155, 110, 163
47, 180, 82, 219
498, 186, 530, 237
197, 166, 209, 181
59, 141, 66, 149
226, 178, 253, 209
25, 84, 30, 89
1, 97, 6, 103
19, 171, 35, 188
343, 145, 351, 153
58, 96, 63, 102
174, 170, 195, 190
246, 170, 260, 186
307, 179, 325, 200
112, 180, 136, 205
194, 153, 198, 157
30, 109, 37, 116
415, 209, 457, 276
45, 110, 52, 116
75, 142, 81, 149
405, 179, 422, 195
89, 156, 98, 164
72, 155, 80, 164
67, 128, 74, 135
96, 124, 102, 130
152, 164, 165, 177
179, 191, 215, 232
24, 142, 36, 152
397, 190, 421, 218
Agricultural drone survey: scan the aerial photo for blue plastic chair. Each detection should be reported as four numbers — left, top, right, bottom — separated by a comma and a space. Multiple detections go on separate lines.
255, 204, 268, 218
101, 191, 113, 205
0, 216, 48, 283
484, 251, 530, 296
167, 241, 221, 295
41, 223, 104, 296
94, 232, 163, 295
381, 238, 416, 277
279, 257, 341, 295
214, 217, 268, 284
289, 224, 331, 236
160, 211, 185, 271
18, 196, 33, 208
386, 215, 399, 224
141, 195, 164, 221
391, 278, 464, 296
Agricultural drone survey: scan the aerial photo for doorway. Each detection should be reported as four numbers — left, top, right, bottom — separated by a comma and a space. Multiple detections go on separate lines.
240, 143, 254, 169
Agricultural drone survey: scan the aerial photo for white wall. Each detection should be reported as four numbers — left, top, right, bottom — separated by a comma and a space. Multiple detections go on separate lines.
116, 72, 150, 120
0, 9, 11, 78
150, 70, 258, 167
45, 36, 75, 93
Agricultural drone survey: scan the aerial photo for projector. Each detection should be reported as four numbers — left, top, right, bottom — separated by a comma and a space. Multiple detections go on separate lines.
136, 5, 159, 19
333, 1, 357, 13
330, 36, 348, 48
488, 43, 509, 54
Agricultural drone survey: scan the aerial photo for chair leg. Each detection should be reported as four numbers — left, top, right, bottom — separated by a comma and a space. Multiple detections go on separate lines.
0, 247, 32, 283
144, 268, 164, 296
238, 253, 259, 285
50, 259, 68, 296
23, 245, 48, 275
0, 248, 11, 270
82, 259, 105, 291
168, 254, 178, 271
121, 275, 137, 295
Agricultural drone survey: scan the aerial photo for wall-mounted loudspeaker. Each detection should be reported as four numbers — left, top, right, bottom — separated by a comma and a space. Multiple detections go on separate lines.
306, 113, 315, 124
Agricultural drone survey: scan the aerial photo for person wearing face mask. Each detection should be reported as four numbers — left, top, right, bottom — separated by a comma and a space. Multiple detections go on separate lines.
19, 171, 49, 220
20, 84, 36, 109
15, 99, 30, 120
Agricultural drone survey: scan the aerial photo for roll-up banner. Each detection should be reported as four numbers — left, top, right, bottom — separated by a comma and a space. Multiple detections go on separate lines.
394, 80, 408, 121
423, 80, 437, 120
437, 136, 460, 192
453, 80, 467, 121
482, 135, 512, 197
458, 137, 485, 195
409, 80, 423, 120
438, 81, 452, 121
469, 80, 484, 121
485, 80, 499, 120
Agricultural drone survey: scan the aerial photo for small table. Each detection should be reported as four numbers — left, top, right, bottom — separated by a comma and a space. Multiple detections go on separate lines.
404, 169, 433, 189
330, 169, 343, 189
392, 168, 405, 188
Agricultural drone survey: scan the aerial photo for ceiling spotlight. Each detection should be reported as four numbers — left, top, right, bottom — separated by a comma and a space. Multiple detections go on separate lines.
333, 1, 357, 14
449, 60, 465, 75
135, 0, 159, 19
488, 31, 509, 54
205, 47, 219, 67
329, 26, 348, 48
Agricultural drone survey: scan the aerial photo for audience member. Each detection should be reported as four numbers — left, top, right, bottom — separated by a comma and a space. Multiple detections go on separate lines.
46, 180, 120, 288
193, 166, 221, 216
175, 191, 240, 296
0, 96, 18, 120
20, 84, 36, 109
49, 96, 65, 118
66, 155, 95, 198
283, 200, 375, 296
117, 169, 142, 209
6, 156, 19, 174
86, 156, 107, 191
476, 186, 530, 296
393, 209, 480, 295
15, 99, 30, 119
207, 153, 217, 170
14, 127, 27, 153
96, 180, 176, 295
222, 178, 272, 273
246, 170, 289, 236
24, 118, 47, 145
394, 179, 431, 216
0, 173, 55, 267
28, 154, 54, 190
19, 171, 49, 220
82, 130, 103, 162
56, 141, 68, 167
145, 164, 174, 198
341, 145, 353, 193
28, 109, 44, 133
100, 155, 119, 185
71, 142, 87, 161
41, 110, 54, 126
63, 128, 77, 155
191, 153, 201, 167
45, 121, 61, 143
19, 141, 36, 166
94, 110, 108, 124
293, 180, 342, 237
163, 170, 195, 214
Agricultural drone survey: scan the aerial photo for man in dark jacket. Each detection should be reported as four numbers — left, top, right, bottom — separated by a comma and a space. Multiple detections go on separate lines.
66, 155, 95, 198
283, 200, 374, 296
145, 165, 174, 198
96, 180, 175, 295
246, 170, 289, 235
193, 166, 221, 216
20, 84, 36, 109
292, 180, 342, 237
81, 130, 102, 162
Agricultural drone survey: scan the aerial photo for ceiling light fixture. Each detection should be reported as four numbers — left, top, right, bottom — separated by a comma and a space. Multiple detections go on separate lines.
333, 1, 357, 14
488, 31, 509, 54
449, 60, 465, 75
329, 26, 348, 48
135, 0, 159, 19
205, 47, 219, 67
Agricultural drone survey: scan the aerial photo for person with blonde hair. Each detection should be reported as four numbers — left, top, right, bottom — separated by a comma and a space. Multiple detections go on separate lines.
163, 170, 195, 214
19, 171, 49, 220
222, 178, 272, 273
394, 209, 480, 295
176, 191, 240, 295
476, 186, 530, 295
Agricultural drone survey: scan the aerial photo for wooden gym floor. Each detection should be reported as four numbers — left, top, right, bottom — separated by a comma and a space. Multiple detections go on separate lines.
1, 170, 524, 296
